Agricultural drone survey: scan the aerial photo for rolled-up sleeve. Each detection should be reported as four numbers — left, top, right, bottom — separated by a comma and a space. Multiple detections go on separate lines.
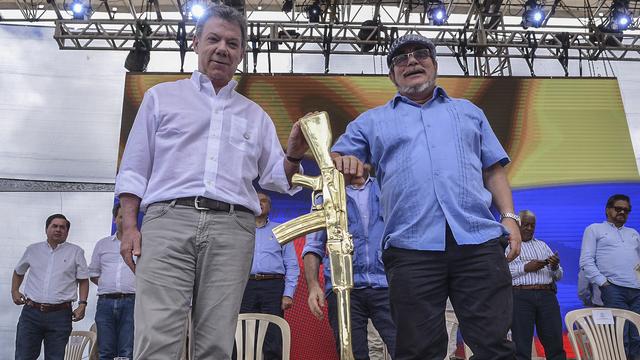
579, 225, 607, 286
475, 105, 509, 168
332, 115, 371, 164
14, 247, 31, 276
303, 231, 327, 259
88, 242, 102, 278
282, 242, 300, 298
115, 90, 159, 199
75, 248, 89, 280
505, 245, 526, 279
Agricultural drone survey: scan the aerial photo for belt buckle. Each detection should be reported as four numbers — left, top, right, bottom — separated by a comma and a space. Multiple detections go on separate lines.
194, 196, 210, 211
39, 304, 46, 312
255, 274, 264, 280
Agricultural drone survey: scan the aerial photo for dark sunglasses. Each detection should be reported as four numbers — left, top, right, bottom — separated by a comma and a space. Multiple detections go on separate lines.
391, 48, 432, 67
611, 206, 631, 214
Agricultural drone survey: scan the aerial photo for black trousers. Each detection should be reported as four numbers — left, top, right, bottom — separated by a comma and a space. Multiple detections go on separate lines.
382, 228, 515, 360
238, 278, 285, 360
511, 289, 566, 360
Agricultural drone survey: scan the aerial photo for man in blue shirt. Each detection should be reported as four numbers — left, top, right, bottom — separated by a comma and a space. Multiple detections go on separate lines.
329, 34, 521, 359
579, 194, 640, 358
239, 192, 300, 360
303, 175, 396, 360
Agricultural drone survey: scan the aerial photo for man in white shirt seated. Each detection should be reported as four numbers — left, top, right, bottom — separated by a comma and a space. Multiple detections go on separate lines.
114, 4, 308, 359
11, 214, 89, 360
89, 203, 136, 360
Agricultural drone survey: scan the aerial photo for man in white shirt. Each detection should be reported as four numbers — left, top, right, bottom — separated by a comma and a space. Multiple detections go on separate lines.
506, 210, 566, 360
11, 214, 89, 360
115, 4, 307, 359
89, 203, 136, 360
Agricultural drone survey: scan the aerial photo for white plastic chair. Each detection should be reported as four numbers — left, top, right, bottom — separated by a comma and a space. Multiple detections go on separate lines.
64, 331, 97, 360
565, 307, 640, 360
235, 313, 291, 360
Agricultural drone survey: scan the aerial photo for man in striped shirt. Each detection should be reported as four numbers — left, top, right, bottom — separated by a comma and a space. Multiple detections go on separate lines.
505, 210, 566, 360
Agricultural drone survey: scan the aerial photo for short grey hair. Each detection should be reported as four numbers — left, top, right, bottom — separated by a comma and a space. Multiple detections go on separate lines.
518, 210, 536, 219
195, 4, 247, 46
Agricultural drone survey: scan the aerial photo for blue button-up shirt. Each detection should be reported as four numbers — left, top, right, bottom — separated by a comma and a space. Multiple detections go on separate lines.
250, 219, 300, 298
304, 178, 387, 294
579, 221, 640, 289
332, 87, 510, 251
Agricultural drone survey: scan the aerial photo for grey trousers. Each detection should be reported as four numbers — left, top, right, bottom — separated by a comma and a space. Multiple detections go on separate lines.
133, 202, 255, 360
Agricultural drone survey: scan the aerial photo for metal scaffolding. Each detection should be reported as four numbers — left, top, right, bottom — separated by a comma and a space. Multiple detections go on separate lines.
2, 0, 640, 75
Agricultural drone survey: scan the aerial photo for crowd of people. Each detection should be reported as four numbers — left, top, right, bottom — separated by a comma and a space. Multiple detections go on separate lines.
9, 3, 640, 360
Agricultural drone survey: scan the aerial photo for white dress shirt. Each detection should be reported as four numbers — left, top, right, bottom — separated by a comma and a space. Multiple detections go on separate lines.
506, 238, 563, 286
15, 241, 89, 304
89, 235, 136, 295
115, 71, 298, 214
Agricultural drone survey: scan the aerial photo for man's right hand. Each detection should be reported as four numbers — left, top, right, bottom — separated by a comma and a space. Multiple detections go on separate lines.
331, 153, 365, 185
120, 227, 141, 273
12, 290, 25, 305
307, 284, 326, 320
524, 260, 547, 273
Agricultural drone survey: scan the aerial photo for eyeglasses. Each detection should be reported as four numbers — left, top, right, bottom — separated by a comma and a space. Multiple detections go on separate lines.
391, 48, 432, 67
612, 206, 631, 214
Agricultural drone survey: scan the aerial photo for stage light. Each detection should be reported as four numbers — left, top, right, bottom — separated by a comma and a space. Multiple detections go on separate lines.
307, 2, 321, 23
190, 3, 205, 19
357, 19, 380, 52
70, 0, 89, 19
607, 0, 633, 31
282, 0, 293, 13
521, 0, 545, 29
424, 0, 448, 25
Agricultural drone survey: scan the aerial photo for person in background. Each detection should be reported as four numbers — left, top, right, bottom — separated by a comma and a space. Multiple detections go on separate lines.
12, 214, 89, 360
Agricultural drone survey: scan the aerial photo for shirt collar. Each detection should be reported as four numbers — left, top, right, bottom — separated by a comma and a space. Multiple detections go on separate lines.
45, 241, 67, 251
347, 176, 373, 190
605, 221, 625, 229
256, 217, 270, 229
392, 86, 449, 108
190, 70, 238, 97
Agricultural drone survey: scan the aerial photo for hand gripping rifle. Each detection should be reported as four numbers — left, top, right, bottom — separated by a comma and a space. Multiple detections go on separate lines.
272, 112, 355, 360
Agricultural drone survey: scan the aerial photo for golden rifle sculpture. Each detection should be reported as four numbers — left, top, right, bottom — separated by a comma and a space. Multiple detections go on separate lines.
272, 112, 355, 360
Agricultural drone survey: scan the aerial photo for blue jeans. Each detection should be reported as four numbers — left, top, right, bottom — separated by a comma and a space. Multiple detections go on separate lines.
600, 283, 640, 358
327, 288, 397, 360
95, 296, 135, 360
15, 305, 72, 360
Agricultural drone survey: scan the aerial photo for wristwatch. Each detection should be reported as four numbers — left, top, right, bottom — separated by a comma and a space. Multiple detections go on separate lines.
78, 300, 88, 305
500, 212, 521, 226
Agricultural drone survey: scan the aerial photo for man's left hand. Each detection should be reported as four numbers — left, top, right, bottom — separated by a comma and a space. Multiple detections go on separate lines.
547, 253, 560, 270
281, 296, 293, 311
503, 219, 522, 262
72, 304, 86, 322
286, 120, 309, 160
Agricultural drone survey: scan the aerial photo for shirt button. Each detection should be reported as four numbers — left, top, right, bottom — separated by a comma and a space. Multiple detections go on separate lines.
243, 133, 250, 140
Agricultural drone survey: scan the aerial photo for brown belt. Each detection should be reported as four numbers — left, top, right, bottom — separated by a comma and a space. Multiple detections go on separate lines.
249, 274, 285, 281
25, 299, 72, 313
513, 284, 555, 291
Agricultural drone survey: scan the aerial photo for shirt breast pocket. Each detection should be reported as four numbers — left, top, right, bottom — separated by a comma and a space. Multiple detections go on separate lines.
229, 115, 254, 152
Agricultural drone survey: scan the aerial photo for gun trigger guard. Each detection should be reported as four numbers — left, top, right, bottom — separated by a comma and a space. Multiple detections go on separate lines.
310, 190, 322, 210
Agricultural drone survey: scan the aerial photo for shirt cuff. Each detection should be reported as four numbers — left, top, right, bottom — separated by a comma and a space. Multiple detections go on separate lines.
595, 275, 608, 286
302, 248, 324, 259
512, 263, 526, 278
283, 287, 295, 298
